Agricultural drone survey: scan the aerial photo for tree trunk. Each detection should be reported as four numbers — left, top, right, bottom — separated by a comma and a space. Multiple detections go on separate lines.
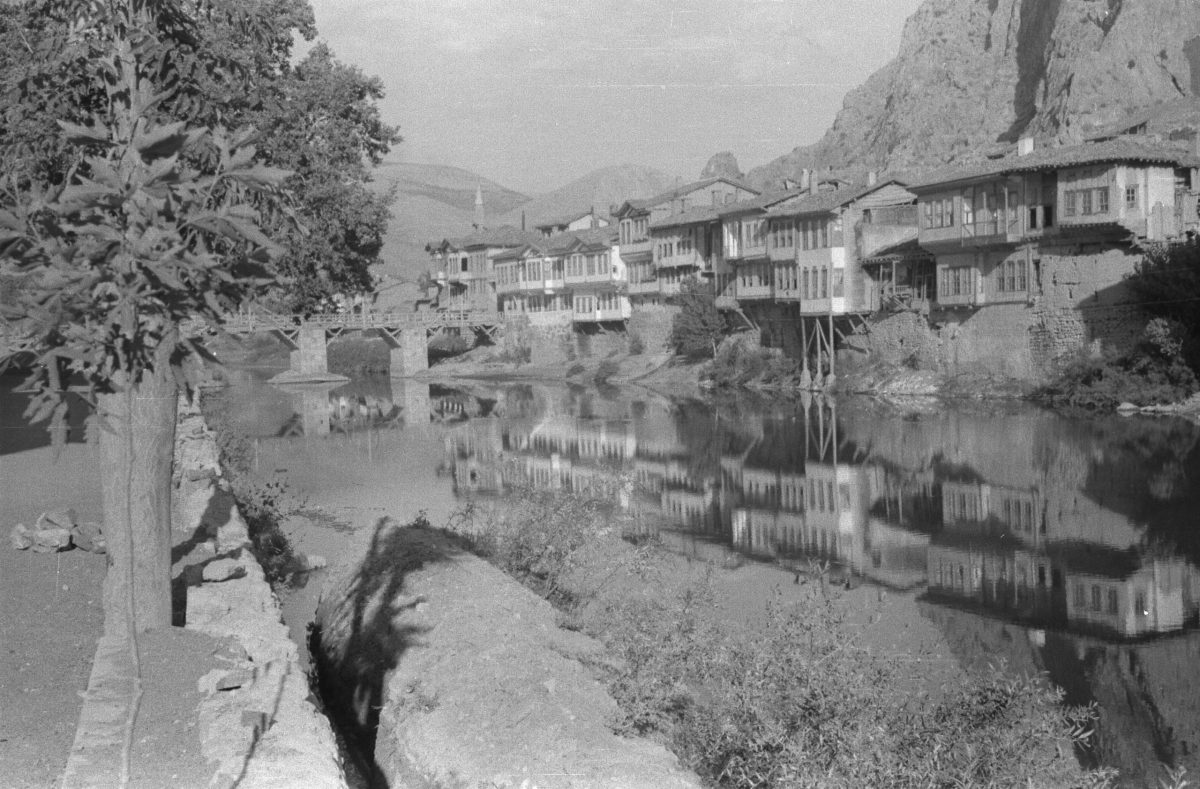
98, 358, 178, 636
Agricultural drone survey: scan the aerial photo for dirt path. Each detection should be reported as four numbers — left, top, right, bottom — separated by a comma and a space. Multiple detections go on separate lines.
1, 442, 106, 788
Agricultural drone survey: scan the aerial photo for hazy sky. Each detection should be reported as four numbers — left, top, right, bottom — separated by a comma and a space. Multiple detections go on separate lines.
305, 0, 926, 194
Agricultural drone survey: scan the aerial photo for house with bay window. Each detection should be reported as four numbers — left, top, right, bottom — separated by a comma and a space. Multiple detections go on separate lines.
493, 235, 575, 326
565, 228, 631, 325
912, 136, 1200, 311
427, 226, 542, 311
615, 176, 757, 304
493, 227, 630, 327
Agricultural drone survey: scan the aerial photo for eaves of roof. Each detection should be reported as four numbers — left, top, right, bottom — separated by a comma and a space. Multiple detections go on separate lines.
909, 137, 1200, 191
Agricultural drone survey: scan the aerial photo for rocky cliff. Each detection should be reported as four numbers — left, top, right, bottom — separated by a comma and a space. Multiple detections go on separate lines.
747, 0, 1200, 188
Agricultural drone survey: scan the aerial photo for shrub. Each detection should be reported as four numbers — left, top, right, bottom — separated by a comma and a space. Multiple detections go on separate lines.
669, 278, 726, 360
234, 477, 304, 588
448, 486, 1114, 789
201, 392, 303, 588
427, 332, 470, 360
445, 486, 630, 608
1037, 320, 1198, 409
628, 331, 646, 356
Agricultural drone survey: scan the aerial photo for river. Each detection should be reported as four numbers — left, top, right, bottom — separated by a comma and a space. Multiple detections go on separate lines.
172, 369, 1200, 786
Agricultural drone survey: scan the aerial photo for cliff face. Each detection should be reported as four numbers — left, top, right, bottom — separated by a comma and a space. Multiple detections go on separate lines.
747, 0, 1200, 188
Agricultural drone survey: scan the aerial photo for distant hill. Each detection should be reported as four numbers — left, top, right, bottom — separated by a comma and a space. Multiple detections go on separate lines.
364, 162, 531, 287
498, 164, 678, 227
371, 161, 530, 216
365, 161, 679, 291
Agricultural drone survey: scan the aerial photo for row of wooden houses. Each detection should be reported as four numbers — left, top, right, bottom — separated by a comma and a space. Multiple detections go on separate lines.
426, 130, 1200, 363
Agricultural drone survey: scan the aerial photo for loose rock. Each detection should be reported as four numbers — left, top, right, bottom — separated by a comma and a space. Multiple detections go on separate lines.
71, 522, 107, 555
10, 523, 33, 551
202, 558, 247, 583
37, 509, 77, 530
31, 527, 73, 553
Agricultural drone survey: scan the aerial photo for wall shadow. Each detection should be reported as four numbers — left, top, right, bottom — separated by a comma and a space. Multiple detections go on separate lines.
310, 518, 462, 789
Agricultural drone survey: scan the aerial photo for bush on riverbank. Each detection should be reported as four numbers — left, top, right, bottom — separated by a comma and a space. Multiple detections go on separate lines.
1036, 318, 1198, 409
200, 393, 304, 588
443, 486, 1115, 789
707, 336, 803, 390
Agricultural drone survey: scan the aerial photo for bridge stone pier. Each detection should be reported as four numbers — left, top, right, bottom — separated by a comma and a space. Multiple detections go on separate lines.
377, 327, 428, 377
286, 327, 333, 378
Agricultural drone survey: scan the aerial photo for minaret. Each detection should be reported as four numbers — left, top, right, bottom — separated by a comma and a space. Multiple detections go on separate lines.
474, 182, 485, 229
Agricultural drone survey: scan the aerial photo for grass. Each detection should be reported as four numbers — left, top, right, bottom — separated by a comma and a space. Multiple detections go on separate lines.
440, 483, 1118, 789
199, 391, 305, 589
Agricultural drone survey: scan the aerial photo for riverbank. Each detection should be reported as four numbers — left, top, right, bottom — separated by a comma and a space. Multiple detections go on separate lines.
1, 385, 344, 788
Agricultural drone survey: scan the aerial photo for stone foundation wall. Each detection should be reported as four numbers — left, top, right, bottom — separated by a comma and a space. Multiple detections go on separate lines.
843, 242, 1153, 383
628, 304, 679, 354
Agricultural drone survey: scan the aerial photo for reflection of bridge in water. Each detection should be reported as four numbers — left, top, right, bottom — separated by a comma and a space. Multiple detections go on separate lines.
272, 379, 433, 438
219, 309, 503, 381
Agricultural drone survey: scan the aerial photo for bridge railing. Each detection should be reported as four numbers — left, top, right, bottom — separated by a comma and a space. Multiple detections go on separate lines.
219, 308, 503, 333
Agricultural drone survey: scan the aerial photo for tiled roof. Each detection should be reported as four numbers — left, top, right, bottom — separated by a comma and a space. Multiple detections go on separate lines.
616, 176, 759, 216
762, 182, 883, 218
649, 205, 721, 230
716, 186, 809, 217
494, 227, 616, 260
910, 137, 1200, 191
457, 226, 543, 249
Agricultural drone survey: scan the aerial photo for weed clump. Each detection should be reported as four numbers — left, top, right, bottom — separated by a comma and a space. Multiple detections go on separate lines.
200, 392, 304, 588
448, 484, 1116, 789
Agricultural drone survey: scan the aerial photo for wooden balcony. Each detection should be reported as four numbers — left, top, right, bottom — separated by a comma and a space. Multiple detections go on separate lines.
736, 283, 773, 300
564, 271, 624, 287
628, 280, 660, 296
573, 305, 632, 323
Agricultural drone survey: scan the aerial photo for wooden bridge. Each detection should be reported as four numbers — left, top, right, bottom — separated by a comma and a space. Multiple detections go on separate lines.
218, 308, 504, 382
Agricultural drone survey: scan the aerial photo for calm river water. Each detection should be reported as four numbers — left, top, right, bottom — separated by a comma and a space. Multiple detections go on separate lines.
107, 370, 1200, 785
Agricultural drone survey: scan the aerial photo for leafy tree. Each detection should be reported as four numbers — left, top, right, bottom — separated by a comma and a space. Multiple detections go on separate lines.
247, 43, 400, 312
1127, 240, 1200, 371
0, 0, 297, 646
669, 277, 726, 360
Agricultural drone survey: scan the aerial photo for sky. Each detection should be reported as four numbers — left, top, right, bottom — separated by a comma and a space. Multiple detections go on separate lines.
304, 0, 927, 195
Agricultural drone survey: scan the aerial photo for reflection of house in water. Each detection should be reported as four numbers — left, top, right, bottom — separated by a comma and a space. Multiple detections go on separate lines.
926, 475, 1200, 639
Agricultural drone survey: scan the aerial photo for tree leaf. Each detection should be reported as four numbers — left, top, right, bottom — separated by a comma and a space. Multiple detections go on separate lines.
56, 120, 113, 146
135, 120, 190, 161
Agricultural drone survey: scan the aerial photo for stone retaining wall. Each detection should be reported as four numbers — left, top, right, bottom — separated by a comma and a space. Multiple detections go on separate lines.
175, 400, 346, 789
314, 522, 702, 789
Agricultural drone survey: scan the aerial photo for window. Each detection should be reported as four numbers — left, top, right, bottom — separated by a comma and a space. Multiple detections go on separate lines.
1090, 585, 1102, 612
1073, 583, 1086, 608
923, 198, 955, 229
1135, 591, 1147, 616
1063, 191, 1076, 218
1106, 589, 1118, 615
1095, 187, 1109, 214
939, 266, 973, 298
1125, 184, 1138, 209
997, 259, 1027, 293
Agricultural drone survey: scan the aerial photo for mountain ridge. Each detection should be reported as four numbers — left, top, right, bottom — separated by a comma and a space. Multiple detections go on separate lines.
743, 0, 1200, 190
